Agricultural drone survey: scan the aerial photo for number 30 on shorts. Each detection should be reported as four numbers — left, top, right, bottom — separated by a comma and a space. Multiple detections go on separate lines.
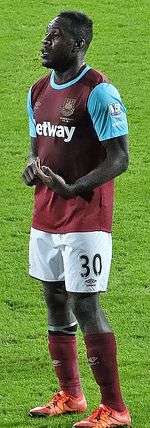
79, 254, 102, 278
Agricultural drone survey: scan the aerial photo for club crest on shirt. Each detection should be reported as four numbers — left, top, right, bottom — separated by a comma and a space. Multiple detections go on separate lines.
61, 98, 76, 117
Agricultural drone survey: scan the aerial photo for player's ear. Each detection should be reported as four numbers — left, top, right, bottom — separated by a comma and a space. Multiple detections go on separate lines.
73, 39, 85, 51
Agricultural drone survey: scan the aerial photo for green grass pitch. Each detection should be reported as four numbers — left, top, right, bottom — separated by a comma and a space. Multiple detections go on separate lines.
0, 0, 150, 427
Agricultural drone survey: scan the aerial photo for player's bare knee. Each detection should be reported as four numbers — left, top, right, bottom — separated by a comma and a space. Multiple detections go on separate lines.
68, 292, 112, 333
42, 281, 67, 309
69, 292, 98, 320
42, 281, 76, 328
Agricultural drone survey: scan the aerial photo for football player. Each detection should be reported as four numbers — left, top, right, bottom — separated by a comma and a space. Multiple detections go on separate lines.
22, 11, 131, 428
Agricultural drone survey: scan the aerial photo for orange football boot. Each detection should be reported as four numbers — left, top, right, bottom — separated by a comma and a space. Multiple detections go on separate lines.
73, 404, 131, 427
29, 390, 87, 417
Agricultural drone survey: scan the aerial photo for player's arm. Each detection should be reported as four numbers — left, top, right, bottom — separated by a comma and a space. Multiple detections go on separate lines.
72, 82, 129, 195
22, 88, 38, 186
72, 134, 128, 194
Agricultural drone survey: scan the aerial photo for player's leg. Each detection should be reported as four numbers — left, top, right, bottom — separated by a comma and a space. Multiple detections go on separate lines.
29, 228, 87, 417
63, 231, 131, 427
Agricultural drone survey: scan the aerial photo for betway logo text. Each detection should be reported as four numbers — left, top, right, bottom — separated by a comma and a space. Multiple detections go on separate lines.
36, 121, 75, 143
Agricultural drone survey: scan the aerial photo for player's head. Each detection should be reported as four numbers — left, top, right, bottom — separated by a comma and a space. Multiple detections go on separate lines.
41, 11, 93, 71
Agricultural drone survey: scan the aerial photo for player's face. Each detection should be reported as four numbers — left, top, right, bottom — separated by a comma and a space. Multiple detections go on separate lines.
41, 18, 77, 71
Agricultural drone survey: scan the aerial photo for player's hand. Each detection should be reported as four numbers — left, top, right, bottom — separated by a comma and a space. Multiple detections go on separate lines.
34, 158, 75, 198
22, 160, 38, 186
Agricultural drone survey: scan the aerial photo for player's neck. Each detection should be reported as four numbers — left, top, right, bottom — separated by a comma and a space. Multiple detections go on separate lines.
53, 60, 85, 84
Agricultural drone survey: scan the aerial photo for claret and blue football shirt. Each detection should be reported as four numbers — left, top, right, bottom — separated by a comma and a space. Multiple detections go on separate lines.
27, 65, 128, 233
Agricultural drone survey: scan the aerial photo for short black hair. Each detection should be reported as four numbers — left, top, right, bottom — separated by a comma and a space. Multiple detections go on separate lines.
58, 11, 93, 51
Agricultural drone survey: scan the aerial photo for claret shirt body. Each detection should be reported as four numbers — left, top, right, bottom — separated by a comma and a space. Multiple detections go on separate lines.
27, 65, 128, 233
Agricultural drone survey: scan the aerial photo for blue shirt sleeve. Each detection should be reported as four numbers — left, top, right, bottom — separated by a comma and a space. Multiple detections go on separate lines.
87, 83, 128, 142
27, 88, 37, 138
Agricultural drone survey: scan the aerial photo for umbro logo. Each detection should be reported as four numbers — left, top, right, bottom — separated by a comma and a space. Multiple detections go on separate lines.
88, 356, 99, 366
36, 121, 75, 142
52, 359, 61, 367
85, 278, 96, 286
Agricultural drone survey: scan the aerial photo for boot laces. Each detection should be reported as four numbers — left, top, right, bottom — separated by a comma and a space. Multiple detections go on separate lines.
89, 407, 111, 422
46, 391, 67, 409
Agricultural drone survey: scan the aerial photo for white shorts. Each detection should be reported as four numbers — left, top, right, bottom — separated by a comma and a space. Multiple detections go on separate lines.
29, 227, 112, 293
